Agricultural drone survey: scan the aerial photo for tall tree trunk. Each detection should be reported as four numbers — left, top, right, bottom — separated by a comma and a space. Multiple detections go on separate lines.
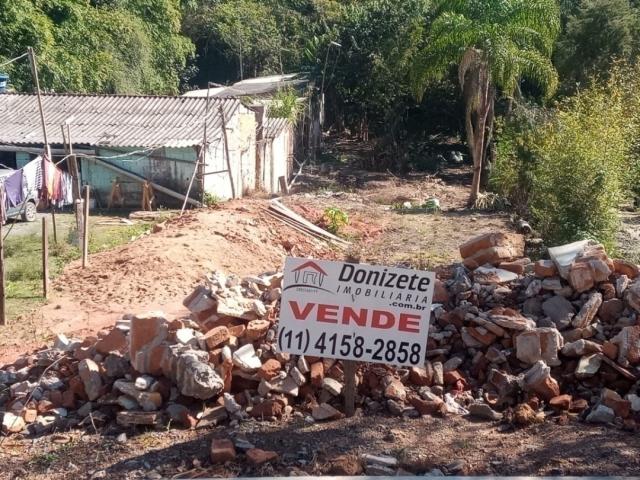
467, 66, 494, 206
480, 87, 496, 190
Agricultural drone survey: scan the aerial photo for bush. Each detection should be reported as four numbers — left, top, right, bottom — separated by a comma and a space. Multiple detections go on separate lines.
492, 63, 640, 249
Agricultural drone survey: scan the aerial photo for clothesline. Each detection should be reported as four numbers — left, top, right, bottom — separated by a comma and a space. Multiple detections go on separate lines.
0, 156, 74, 224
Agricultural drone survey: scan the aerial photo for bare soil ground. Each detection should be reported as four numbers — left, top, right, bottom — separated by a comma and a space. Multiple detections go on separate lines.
288, 163, 511, 269
2, 140, 640, 478
3, 414, 639, 479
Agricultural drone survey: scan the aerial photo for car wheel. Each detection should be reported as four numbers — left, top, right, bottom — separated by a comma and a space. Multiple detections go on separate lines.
21, 201, 37, 222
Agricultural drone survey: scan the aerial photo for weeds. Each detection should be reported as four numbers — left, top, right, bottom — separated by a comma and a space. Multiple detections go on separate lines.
323, 207, 349, 234
203, 192, 221, 207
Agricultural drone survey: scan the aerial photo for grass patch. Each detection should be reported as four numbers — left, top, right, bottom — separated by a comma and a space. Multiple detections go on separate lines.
2, 219, 154, 320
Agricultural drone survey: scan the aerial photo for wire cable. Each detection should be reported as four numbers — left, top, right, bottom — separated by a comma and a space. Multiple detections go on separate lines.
0, 52, 28, 69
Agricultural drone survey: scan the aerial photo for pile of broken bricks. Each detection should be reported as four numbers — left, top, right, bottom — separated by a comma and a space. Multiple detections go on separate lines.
2, 231, 640, 466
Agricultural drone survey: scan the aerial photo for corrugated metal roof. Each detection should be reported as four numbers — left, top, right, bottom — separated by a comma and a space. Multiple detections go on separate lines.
264, 117, 292, 138
183, 73, 309, 99
0, 93, 242, 148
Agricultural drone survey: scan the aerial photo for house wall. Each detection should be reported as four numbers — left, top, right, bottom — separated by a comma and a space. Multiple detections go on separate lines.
203, 107, 256, 200
16, 152, 33, 168
263, 126, 294, 194
82, 146, 200, 208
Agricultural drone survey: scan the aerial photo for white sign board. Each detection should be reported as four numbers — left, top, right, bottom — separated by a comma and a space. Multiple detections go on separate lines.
278, 257, 435, 367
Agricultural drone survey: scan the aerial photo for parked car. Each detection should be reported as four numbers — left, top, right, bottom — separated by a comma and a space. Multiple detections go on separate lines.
0, 168, 38, 222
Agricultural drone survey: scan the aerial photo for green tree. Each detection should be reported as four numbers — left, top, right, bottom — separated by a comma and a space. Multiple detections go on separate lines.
555, 0, 640, 91
328, 0, 431, 139
411, 0, 560, 205
0, 0, 193, 94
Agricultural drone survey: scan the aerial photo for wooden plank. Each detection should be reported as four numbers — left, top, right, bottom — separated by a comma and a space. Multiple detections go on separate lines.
264, 208, 334, 243
269, 199, 350, 246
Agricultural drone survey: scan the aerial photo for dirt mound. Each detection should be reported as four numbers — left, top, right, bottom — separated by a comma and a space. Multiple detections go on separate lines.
0, 201, 336, 365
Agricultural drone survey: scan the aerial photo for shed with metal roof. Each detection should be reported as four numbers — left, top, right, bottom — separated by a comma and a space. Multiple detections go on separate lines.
0, 93, 258, 207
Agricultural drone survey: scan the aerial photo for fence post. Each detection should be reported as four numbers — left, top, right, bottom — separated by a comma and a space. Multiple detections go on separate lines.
82, 186, 90, 268
42, 217, 49, 299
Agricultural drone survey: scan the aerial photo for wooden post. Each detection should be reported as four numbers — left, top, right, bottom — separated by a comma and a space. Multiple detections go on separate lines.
51, 207, 57, 244
278, 176, 289, 195
75, 198, 84, 249
42, 217, 49, 299
343, 360, 357, 417
82, 186, 90, 268
66, 125, 81, 201
0, 208, 5, 326
219, 106, 236, 199
343, 256, 361, 417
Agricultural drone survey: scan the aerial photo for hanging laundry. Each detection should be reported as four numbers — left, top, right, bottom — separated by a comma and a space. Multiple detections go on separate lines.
0, 185, 6, 224
62, 172, 74, 206
51, 167, 62, 204
40, 156, 55, 201
22, 157, 42, 198
3, 169, 23, 208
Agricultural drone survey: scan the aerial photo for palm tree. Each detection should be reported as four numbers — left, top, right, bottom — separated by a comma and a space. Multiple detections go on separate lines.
412, 0, 560, 205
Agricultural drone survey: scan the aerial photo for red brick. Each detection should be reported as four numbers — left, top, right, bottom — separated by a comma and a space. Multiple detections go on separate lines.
408, 395, 445, 416
499, 259, 528, 275
246, 320, 271, 341
602, 341, 618, 360
310, 361, 324, 387
443, 370, 466, 387
568, 262, 595, 293
129, 312, 168, 374
210, 439, 236, 463
250, 400, 283, 418
258, 359, 281, 380
61, 390, 76, 409
613, 259, 640, 279
203, 326, 230, 350
459, 232, 525, 262
228, 324, 246, 338
549, 394, 571, 411
529, 376, 560, 401
408, 365, 432, 387
569, 398, 589, 413
534, 260, 557, 278
246, 448, 278, 465
95, 328, 127, 355
433, 280, 449, 303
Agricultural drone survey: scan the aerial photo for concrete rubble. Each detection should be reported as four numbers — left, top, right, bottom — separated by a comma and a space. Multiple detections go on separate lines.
1, 231, 640, 459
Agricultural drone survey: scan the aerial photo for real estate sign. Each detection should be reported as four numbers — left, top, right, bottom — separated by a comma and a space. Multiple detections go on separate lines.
278, 257, 435, 367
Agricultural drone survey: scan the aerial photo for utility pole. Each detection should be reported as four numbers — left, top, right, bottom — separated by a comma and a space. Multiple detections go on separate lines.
27, 47, 50, 159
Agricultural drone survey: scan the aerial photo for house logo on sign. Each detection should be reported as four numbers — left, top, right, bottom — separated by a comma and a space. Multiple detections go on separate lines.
287, 260, 333, 293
